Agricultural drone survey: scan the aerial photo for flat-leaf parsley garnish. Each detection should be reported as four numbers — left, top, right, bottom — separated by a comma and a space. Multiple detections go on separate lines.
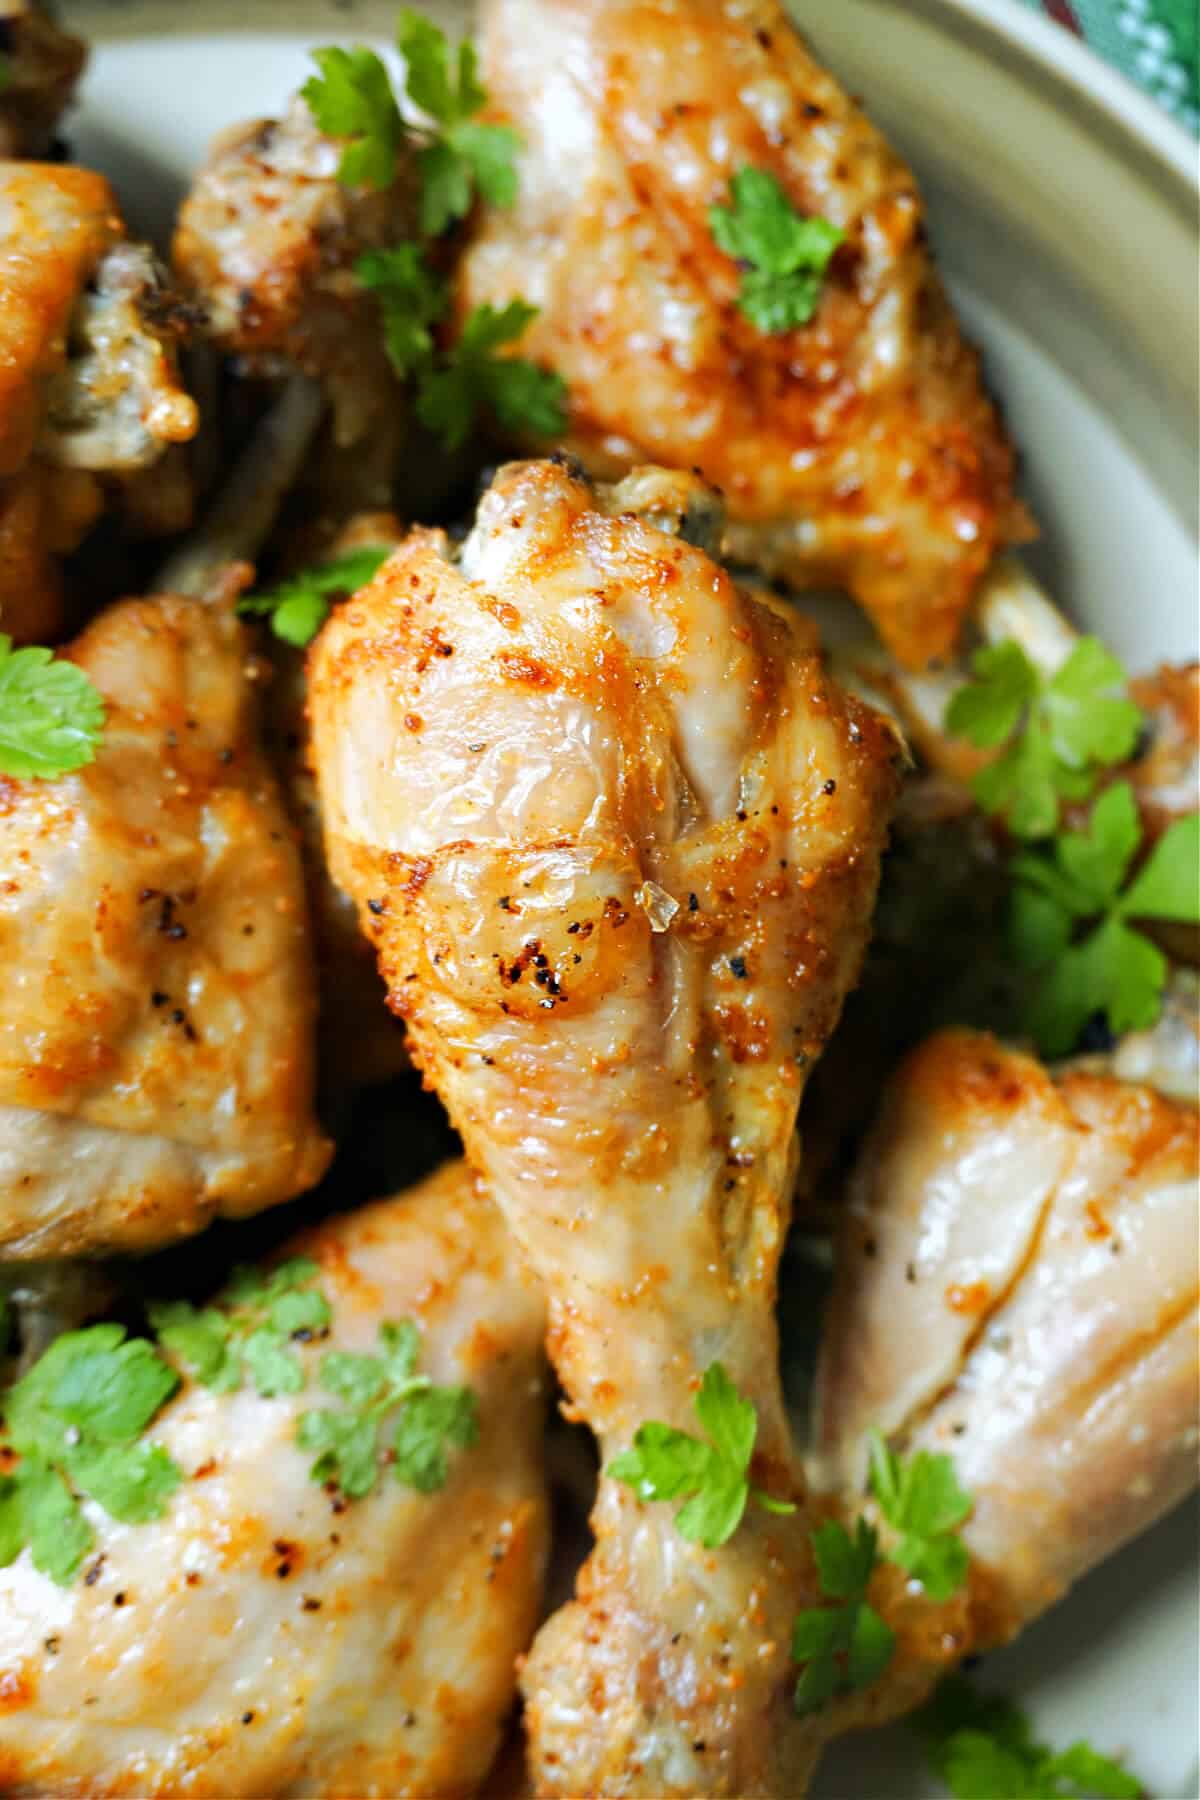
1008, 782, 1200, 1057
301, 45, 405, 189
867, 1427, 972, 1601
355, 244, 448, 376
0, 1325, 181, 1586
945, 635, 1143, 840
297, 1318, 478, 1498
395, 8, 521, 235
791, 1516, 895, 1714
0, 635, 106, 780
415, 299, 567, 450
914, 1674, 1143, 1798
607, 1360, 796, 1549
150, 1256, 333, 1398
237, 545, 392, 648
709, 167, 843, 334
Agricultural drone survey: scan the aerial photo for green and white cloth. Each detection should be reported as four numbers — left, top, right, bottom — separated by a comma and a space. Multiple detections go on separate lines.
1018, 0, 1199, 134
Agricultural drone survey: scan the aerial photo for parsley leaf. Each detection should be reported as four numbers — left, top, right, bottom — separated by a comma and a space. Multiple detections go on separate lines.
416, 300, 566, 450
237, 545, 392, 648
607, 1361, 795, 1549
396, 10, 521, 234
709, 167, 843, 334
302, 45, 405, 189
0, 635, 106, 781
0, 1324, 181, 1585
298, 1318, 478, 1500
915, 1676, 1142, 1798
946, 636, 1143, 839
867, 1428, 972, 1601
1009, 784, 1200, 1055
355, 245, 448, 376
791, 1516, 895, 1715
151, 1256, 332, 1401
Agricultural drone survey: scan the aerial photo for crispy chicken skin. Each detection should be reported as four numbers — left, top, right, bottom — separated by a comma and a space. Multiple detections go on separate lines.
0, 583, 330, 1259
173, 97, 415, 456
813, 1027, 1199, 1636
0, 1161, 550, 1798
310, 459, 903, 1795
0, 2, 86, 160
0, 162, 198, 640
458, 0, 1028, 668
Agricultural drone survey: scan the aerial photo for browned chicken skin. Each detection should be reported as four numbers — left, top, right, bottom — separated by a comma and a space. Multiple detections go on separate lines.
459, 0, 1029, 667
0, 162, 198, 641
173, 95, 415, 490
0, 2, 86, 161
0, 580, 330, 1259
311, 459, 903, 1795
813, 1027, 1199, 1640
0, 1162, 549, 1799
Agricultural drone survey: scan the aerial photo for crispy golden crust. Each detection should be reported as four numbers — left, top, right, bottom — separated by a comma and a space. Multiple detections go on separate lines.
311, 459, 904, 1795
459, 0, 1030, 668
0, 1163, 549, 1798
0, 591, 330, 1258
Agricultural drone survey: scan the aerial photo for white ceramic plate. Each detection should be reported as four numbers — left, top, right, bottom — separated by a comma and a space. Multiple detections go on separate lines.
61, 2, 1200, 1794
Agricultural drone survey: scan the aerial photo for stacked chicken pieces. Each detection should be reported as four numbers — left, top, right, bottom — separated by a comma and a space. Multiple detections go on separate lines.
0, 2, 1194, 1795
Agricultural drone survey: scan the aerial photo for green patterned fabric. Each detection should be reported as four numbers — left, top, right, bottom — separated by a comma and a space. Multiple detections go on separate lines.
1017, 0, 1199, 133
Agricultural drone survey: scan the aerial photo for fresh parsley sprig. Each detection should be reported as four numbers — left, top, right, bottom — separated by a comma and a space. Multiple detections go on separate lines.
396, 9, 521, 235
150, 1256, 333, 1399
709, 167, 843, 334
867, 1428, 972, 1601
1008, 782, 1200, 1057
237, 545, 392, 648
302, 45, 406, 189
914, 1675, 1142, 1799
607, 1361, 796, 1549
791, 1516, 896, 1715
416, 300, 567, 450
0, 635, 106, 780
297, 1318, 478, 1498
945, 636, 1143, 840
0, 1325, 181, 1586
302, 11, 520, 231
355, 245, 448, 375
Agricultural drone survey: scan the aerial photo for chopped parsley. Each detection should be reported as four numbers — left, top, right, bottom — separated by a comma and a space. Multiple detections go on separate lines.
0, 635, 106, 780
607, 1360, 796, 1549
237, 545, 392, 648
867, 1428, 972, 1601
791, 1515, 895, 1714
396, 8, 521, 235
297, 1318, 478, 1498
415, 300, 567, 450
914, 1675, 1143, 1798
150, 1256, 332, 1398
1009, 782, 1200, 1057
945, 636, 1143, 841
709, 167, 843, 334
0, 1325, 182, 1586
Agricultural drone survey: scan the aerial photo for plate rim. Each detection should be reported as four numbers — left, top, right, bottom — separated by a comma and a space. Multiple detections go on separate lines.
899, 0, 1198, 210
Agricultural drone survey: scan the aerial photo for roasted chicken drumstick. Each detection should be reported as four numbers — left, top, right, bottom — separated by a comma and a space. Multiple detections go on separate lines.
311, 458, 902, 1795
813, 1025, 1199, 1638
458, 0, 1029, 667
